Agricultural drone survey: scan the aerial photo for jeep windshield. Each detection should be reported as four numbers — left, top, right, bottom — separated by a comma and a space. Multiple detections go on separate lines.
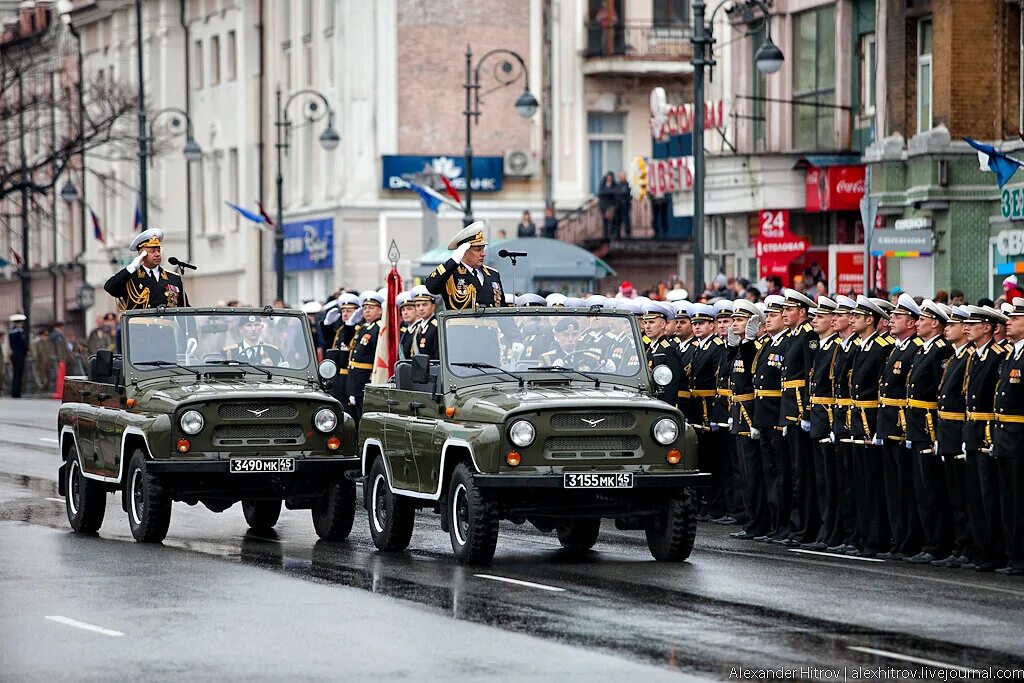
125, 310, 314, 373
444, 312, 642, 380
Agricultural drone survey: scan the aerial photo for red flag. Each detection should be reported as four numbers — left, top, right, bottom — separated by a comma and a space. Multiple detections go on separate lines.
371, 268, 404, 383
256, 200, 275, 227
440, 174, 462, 204
9, 247, 22, 268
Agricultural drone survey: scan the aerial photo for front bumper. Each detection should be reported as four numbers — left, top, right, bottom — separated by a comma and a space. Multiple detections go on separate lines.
472, 471, 709, 490
146, 455, 359, 474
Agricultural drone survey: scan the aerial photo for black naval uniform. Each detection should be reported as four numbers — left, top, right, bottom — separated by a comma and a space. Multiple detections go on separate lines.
674, 335, 696, 414
992, 340, 1024, 573
222, 341, 284, 366
963, 340, 1006, 569
411, 315, 439, 360
936, 342, 974, 565
849, 330, 891, 556
808, 333, 840, 547
345, 320, 381, 421
753, 330, 790, 539
399, 320, 415, 360
877, 335, 923, 557
730, 338, 770, 537
425, 259, 505, 310
8, 324, 27, 398
644, 336, 684, 406
690, 334, 727, 516
104, 265, 189, 310
905, 335, 953, 560
781, 321, 818, 544
830, 334, 859, 550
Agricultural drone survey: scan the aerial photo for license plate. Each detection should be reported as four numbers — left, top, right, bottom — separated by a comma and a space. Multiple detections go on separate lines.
563, 472, 634, 489
229, 458, 295, 474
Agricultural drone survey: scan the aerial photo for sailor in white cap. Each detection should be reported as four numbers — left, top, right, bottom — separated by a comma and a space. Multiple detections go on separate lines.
546, 293, 567, 307
991, 297, 1024, 575
514, 293, 546, 307
424, 221, 506, 309
639, 302, 684, 406
103, 227, 189, 310
411, 285, 440, 360
345, 290, 386, 419
7, 313, 28, 398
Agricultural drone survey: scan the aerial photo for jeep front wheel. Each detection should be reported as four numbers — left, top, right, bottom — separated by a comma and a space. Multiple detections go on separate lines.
65, 449, 106, 534
312, 481, 356, 541
448, 461, 498, 565
645, 489, 697, 562
242, 499, 282, 532
367, 458, 414, 551
126, 449, 172, 543
556, 519, 601, 553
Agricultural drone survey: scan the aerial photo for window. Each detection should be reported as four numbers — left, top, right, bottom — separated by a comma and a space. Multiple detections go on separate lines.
303, 0, 313, 38
917, 19, 933, 133
210, 35, 220, 85
193, 40, 203, 89
193, 160, 206, 234
281, 1, 291, 44
587, 112, 626, 194
324, 0, 335, 32
210, 151, 223, 233
227, 31, 237, 81
792, 6, 836, 150
228, 148, 239, 231
859, 33, 876, 116
653, 0, 688, 24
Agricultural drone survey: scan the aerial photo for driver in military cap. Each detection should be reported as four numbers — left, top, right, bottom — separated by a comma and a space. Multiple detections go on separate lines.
223, 315, 285, 366
103, 228, 189, 310
425, 221, 506, 309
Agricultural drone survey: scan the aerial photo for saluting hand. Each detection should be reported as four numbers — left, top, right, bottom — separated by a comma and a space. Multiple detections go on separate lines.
452, 241, 472, 263
127, 249, 149, 274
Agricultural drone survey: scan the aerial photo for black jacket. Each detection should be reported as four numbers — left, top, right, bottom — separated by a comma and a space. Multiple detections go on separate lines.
877, 336, 920, 440
964, 341, 1007, 450
729, 340, 758, 436
688, 335, 725, 427
808, 333, 840, 439
425, 259, 506, 310
753, 331, 790, 429
345, 321, 380, 399
936, 344, 972, 455
905, 336, 953, 444
849, 331, 891, 439
781, 323, 815, 425
104, 265, 188, 310
410, 315, 439, 360
645, 336, 684, 407
993, 343, 1024, 458
832, 335, 858, 440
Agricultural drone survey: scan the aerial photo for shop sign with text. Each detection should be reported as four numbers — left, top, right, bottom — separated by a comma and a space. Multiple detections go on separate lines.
805, 165, 866, 212
649, 87, 725, 142
755, 209, 808, 278
283, 217, 333, 272
1001, 187, 1024, 220
648, 156, 693, 198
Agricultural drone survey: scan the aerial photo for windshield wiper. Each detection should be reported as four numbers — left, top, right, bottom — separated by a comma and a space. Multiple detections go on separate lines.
205, 359, 273, 380
530, 365, 601, 388
450, 362, 524, 388
133, 360, 201, 381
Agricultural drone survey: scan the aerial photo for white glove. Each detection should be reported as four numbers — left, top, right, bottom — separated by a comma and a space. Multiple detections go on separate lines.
510, 341, 525, 362
710, 423, 720, 432
601, 359, 617, 373
727, 417, 734, 429
745, 316, 762, 341
346, 308, 364, 327
348, 396, 356, 406
829, 432, 836, 444
324, 308, 341, 326
727, 329, 740, 347
750, 428, 761, 440
800, 419, 811, 432
871, 434, 884, 446
126, 250, 147, 273
933, 441, 939, 455
452, 241, 472, 263
782, 426, 788, 437
905, 440, 913, 450
961, 442, 967, 455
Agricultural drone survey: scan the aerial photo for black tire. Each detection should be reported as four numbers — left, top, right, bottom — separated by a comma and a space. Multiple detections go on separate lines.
367, 458, 415, 551
556, 518, 601, 553
65, 448, 106, 534
645, 488, 697, 562
448, 461, 498, 565
312, 480, 356, 541
242, 499, 282, 532
126, 449, 172, 543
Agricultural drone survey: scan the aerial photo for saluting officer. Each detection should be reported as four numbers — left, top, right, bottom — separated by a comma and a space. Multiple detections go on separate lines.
904, 300, 953, 564
848, 295, 892, 557
103, 228, 189, 310
962, 305, 1008, 571
410, 285, 440, 360
396, 291, 417, 360
804, 296, 841, 551
877, 293, 924, 561
425, 221, 506, 310
752, 295, 790, 541
640, 303, 684, 405
345, 291, 384, 421
992, 297, 1024, 575
727, 300, 770, 540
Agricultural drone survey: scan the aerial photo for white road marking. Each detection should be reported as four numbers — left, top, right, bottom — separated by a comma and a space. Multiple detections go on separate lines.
38, 437, 59, 444
45, 497, 64, 503
474, 574, 566, 592
45, 615, 125, 637
848, 646, 979, 673
789, 548, 885, 562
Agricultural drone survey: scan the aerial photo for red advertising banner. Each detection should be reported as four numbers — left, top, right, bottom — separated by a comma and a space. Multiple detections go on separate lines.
805, 165, 866, 212
834, 250, 865, 295
648, 156, 694, 198
756, 209, 808, 279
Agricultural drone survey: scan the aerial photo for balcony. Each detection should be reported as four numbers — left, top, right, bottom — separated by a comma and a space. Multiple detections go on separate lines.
583, 22, 693, 77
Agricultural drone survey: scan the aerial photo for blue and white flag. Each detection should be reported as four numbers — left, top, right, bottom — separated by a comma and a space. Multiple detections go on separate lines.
405, 180, 453, 213
964, 137, 1024, 188
226, 201, 268, 224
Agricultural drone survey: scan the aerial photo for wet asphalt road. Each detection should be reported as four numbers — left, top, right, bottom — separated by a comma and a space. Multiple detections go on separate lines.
2, 399, 1023, 681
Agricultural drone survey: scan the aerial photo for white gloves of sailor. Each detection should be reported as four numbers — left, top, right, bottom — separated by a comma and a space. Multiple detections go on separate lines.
800, 419, 811, 433
127, 249, 148, 274
933, 441, 940, 455
346, 308, 364, 327
710, 423, 720, 432
452, 241, 472, 263
871, 434, 884, 446
348, 396, 356, 406
828, 432, 837, 444
750, 428, 761, 440
745, 316, 762, 341
727, 417, 734, 429
324, 308, 341, 326
905, 440, 913, 450
727, 329, 740, 347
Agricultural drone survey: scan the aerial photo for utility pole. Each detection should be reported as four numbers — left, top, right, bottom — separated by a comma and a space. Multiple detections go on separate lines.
18, 74, 31, 331
691, 0, 707, 297
135, 0, 148, 231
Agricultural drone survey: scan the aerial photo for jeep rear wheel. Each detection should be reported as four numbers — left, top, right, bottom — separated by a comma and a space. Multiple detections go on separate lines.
312, 481, 356, 541
65, 448, 106, 534
242, 499, 282, 532
448, 462, 498, 565
556, 519, 601, 553
367, 458, 414, 551
126, 449, 171, 543
645, 489, 697, 562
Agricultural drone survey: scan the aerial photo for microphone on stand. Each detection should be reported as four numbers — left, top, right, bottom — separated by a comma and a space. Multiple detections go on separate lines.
498, 249, 528, 258
167, 256, 197, 271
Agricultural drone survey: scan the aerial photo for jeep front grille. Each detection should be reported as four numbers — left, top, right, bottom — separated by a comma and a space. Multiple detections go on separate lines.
218, 403, 299, 420
544, 435, 642, 459
550, 413, 637, 430
212, 424, 304, 446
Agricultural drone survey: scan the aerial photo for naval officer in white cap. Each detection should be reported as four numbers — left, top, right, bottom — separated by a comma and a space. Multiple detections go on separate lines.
424, 221, 506, 310
103, 228, 189, 310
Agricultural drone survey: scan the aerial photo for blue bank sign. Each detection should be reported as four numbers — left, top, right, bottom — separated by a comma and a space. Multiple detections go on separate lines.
382, 154, 504, 192
283, 217, 333, 272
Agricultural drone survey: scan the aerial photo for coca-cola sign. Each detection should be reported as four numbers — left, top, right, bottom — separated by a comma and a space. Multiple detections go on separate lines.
805, 164, 866, 212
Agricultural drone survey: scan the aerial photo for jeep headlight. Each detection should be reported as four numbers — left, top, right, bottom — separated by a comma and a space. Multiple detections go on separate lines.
508, 420, 536, 448
652, 418, 679, 445
314, 408, 338, 433
652, 364, 673, 386
180, 409, 205, 435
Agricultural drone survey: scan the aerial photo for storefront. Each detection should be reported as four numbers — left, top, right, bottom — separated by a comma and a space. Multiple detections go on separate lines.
282, 217, 334, 306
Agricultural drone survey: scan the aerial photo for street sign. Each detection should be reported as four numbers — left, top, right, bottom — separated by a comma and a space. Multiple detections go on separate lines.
1001, 187, 1024, 220
870, 228, 933, 256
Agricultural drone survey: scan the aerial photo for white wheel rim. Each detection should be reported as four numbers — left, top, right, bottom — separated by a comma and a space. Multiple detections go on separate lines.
67, 459, 81, 516
371, 473, 387, 534
130, 468, 144, 526
451, 483, 469, 547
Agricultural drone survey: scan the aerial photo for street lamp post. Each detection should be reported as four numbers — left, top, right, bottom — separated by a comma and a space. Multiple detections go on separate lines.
691, 0, 783, 295
463, 46, 539, 226
147, 107, 204, 163
274, 87, 340, 303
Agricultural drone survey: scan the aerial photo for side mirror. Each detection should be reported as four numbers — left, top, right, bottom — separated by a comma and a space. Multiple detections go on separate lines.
318, 359, 338, 380
411, 354, 430, 384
